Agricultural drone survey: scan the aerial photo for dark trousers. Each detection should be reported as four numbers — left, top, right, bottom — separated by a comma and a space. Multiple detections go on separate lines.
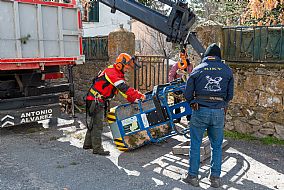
83, 102, 105, 151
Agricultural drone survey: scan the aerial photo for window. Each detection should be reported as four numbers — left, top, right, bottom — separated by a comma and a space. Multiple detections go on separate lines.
83, 1, 99, 22
89, 1, 99, 22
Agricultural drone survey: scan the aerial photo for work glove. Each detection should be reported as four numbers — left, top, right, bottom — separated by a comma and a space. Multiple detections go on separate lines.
140, 94, 146, 101
134, 94, 145, 103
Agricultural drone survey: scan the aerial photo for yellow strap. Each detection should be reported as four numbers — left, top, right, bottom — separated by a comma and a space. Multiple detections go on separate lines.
89, 88, 103, 99
105, 73, 127, 98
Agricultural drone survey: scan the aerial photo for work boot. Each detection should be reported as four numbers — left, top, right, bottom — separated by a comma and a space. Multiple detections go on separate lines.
183, 174, 199, 187
93, 148, 110, 156
210, 176, 221, 188
83, 145, 93, 150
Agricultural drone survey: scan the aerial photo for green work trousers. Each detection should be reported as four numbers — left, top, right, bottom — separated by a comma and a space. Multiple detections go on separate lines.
83, 102, 105, 151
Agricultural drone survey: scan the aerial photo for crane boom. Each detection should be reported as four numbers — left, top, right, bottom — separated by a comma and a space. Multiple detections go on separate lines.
99, 0, 205, 56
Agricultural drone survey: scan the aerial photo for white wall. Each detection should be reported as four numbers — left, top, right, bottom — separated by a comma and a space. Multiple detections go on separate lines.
131, 20, 172, 56
83, 3, 131, 37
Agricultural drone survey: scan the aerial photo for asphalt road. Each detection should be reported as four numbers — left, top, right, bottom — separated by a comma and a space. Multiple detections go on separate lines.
0, 115, 283, 190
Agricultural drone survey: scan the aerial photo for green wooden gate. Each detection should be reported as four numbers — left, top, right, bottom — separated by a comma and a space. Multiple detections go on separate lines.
82, 36, 108, 61
222, 26, 284, 63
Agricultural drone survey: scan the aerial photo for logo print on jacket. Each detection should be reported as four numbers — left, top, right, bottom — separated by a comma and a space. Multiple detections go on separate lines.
204, 76, 222, 92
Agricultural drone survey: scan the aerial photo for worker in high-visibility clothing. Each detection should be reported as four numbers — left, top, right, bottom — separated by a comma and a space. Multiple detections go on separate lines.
83, 53, 145, 156
168, 48, 193, 123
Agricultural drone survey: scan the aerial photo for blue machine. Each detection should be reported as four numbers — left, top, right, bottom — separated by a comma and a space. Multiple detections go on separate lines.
107, 80, 192, 151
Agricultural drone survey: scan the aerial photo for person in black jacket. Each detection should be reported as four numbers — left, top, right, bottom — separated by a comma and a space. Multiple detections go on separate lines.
183, 43, 234, 188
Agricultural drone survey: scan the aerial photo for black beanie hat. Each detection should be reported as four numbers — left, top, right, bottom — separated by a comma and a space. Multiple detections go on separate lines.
203, 43, 221, 59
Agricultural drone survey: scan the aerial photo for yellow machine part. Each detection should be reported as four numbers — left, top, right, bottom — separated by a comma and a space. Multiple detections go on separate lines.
107, 107, 129, 151
107, 107, 117, 124
114, 138, 129, 151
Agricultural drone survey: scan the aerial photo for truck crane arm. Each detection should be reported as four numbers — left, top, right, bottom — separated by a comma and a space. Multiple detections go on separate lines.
99, 0, 205, 57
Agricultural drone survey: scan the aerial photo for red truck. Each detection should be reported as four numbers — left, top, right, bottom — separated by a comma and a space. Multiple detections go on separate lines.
0, 0, 84, 127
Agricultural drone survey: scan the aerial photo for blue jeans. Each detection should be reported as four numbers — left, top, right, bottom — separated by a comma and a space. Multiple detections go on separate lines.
188, 107, 225, 177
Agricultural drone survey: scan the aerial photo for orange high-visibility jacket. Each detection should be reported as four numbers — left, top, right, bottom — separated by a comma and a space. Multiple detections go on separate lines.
86, 65, 143, 103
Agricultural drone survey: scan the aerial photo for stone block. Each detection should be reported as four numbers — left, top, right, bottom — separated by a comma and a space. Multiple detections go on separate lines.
108, 28, 135, 64
254, 107, 273, 122
244, 75, 266, 91
229, 105, 245, 117
275, 124, 284, 140
172, 145, 189, 155
251, 125, 262, 132
226, 114, 232, 121
258, 92, 283, 111
234, 120, 251, 134
200, 153, 210, 163
247, 94, 258, 107
225, 122, 235, 131
262, 122, 276, 129
269, 111, 284, 124
265, 77, 284, 95
252, 131, 267, 138
172, 138, 228, 163
259, 128, 275, 135
255, 68, 270, 75
172, 141, 205, 155
242, 107, 256, 118
232, 90, 248, 104
233, 73, 245, 90
204, 144, 211, 155
248, 119, 261, 126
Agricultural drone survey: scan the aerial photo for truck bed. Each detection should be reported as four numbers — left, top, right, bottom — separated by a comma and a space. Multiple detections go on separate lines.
0, 0, 83, 69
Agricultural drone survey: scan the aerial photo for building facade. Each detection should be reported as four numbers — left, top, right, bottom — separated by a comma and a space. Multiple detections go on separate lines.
82, 1, 131, 37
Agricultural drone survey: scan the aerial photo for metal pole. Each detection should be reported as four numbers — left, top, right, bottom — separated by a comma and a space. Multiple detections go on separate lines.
68, 65, 75, 118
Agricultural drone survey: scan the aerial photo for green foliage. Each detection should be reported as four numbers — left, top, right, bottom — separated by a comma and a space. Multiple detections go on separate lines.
242, 0, 284, 26
188, 0, 248, 25
137, 0, 170, 14
224, 131, 284, 145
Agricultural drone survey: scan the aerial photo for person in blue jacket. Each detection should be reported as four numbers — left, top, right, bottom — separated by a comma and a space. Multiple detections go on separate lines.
183, 43, 234, 188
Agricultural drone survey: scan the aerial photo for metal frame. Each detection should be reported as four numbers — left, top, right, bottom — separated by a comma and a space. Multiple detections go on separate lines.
99, 0, 205, 56
134, 55, 169, 92
109, 81, 191, 150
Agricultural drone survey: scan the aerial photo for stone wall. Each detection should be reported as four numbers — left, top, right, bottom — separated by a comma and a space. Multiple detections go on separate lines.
225, 63, 284, 140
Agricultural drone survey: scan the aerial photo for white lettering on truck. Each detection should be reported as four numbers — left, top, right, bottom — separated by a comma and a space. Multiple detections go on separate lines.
20, 109, 53, 123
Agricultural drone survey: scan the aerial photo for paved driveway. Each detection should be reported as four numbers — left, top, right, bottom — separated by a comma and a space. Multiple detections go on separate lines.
0, 115, 283, 190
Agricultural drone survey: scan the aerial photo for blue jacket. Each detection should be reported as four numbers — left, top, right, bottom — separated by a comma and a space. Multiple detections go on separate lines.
185, 56, 234, 109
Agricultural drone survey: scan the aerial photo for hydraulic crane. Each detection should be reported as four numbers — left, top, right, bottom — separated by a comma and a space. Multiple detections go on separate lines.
99, 0, 206, 56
